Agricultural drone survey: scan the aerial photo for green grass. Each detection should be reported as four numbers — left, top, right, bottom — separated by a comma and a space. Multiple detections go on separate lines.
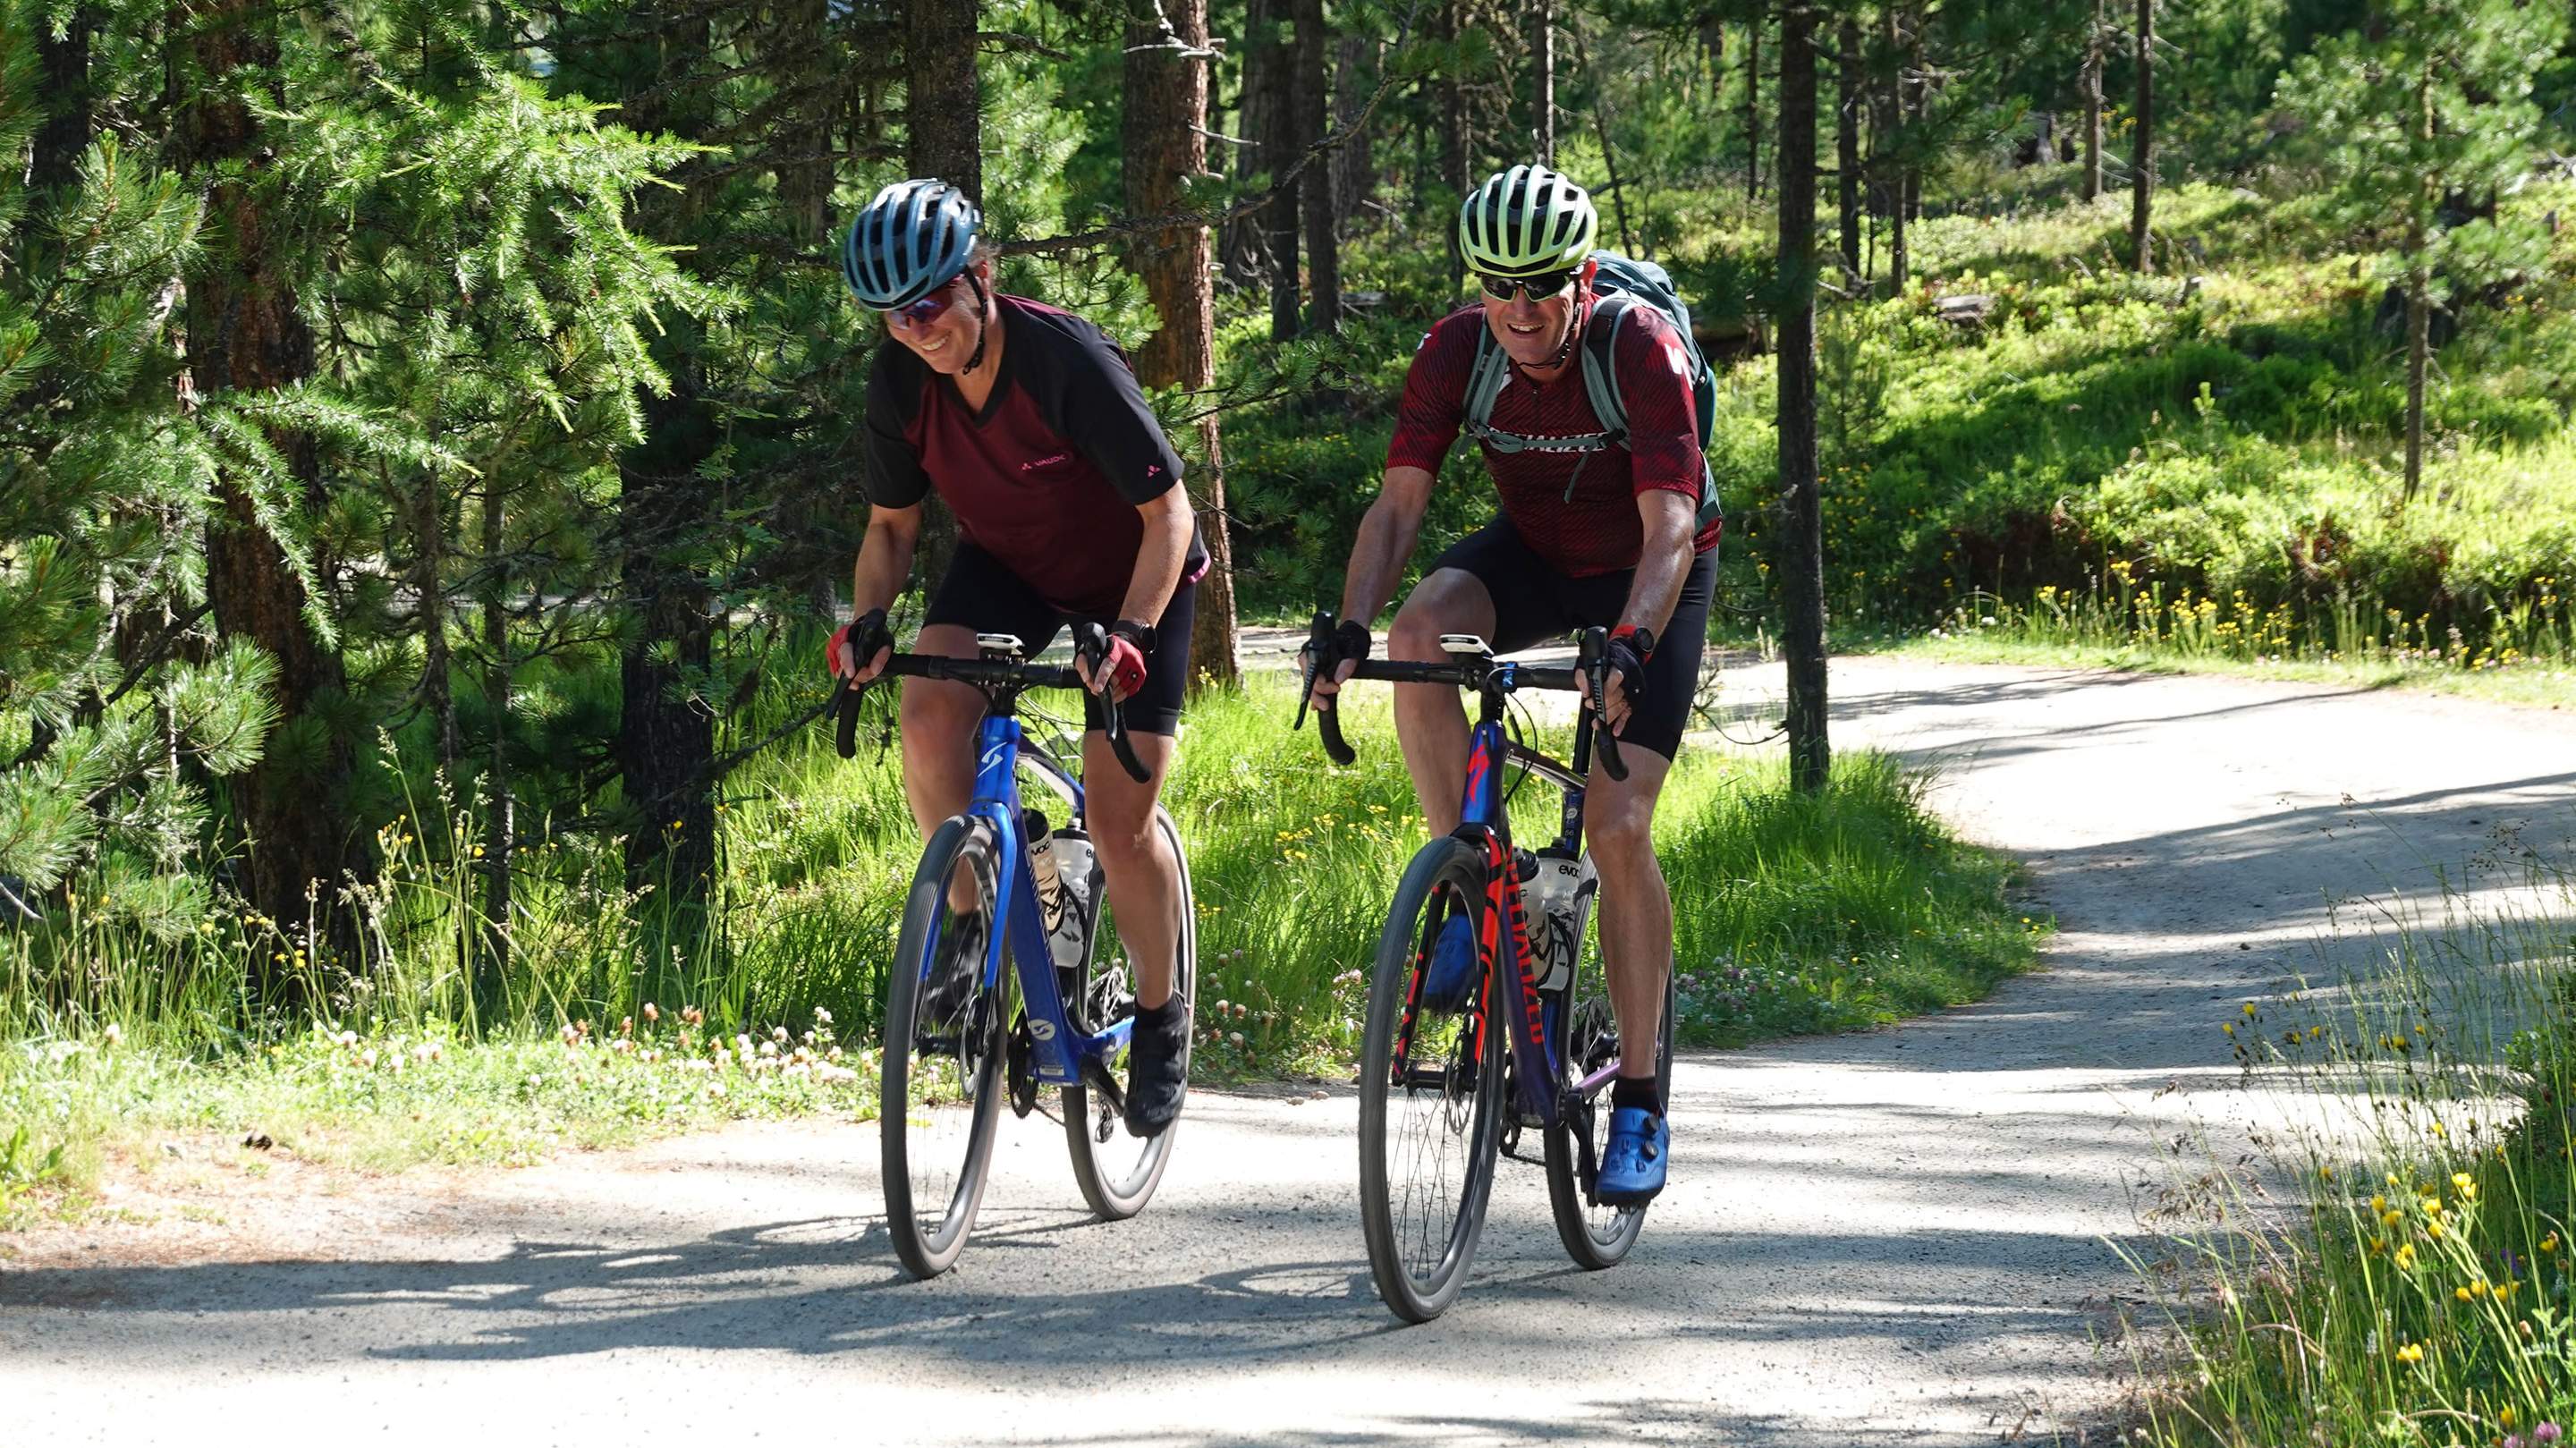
2123, 857, 2576, 1444
0, 671, 2042, 1214
0, 1013, 873, 1224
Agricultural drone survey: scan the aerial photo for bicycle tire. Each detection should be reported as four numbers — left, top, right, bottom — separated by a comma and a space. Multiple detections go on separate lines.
1063, 804, 1194, 1219
1358, 835, 1506, 1324
1544, 933, 1676, 1271
882, 814, 1009, 1280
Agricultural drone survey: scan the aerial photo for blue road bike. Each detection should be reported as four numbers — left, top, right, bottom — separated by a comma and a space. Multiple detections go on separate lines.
834, 626, 1195, 1279
1301, 621, 1674, 1322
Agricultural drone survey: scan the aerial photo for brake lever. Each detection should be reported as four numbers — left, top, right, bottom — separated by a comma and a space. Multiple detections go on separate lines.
833, 675, 866, 760
1576, 628, 1629, 783
1073, 622, 1152, 784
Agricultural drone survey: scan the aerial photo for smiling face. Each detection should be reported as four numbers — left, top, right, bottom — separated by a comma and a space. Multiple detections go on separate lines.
886, 258, 991, 375
1479, 258, 1596, 370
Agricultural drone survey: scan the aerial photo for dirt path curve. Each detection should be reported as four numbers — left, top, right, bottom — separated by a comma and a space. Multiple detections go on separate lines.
8, 658, 2574, 1447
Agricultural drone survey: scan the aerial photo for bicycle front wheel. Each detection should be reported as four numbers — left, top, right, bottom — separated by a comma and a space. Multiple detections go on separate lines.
1063, 805, 1194, 1219
1358, 835, 1505, 1324
882, 814, 1008, 1280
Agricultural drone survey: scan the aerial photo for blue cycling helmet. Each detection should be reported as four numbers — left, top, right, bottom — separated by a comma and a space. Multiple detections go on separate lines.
843, 179, 981, 309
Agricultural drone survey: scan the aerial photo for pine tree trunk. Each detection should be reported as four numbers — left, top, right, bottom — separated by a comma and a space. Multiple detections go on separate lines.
479, 476, 513, 995
2130, 0, 2154, 272
1436, 0, 1467, 292
1902, 6, 1923, 224
1260, 0, 1301, 340
1572, 18, 1634, 254
182, 0, 367, 977
2403, 68, 2433, 504
906, 0, 980, 589
1744, 20, 1762, 205
1880, 5, 1907, 291
1224, 0, 1279, 292
1296, 0, 1341, 334
2081, 0, 2104, 202
616, 9, 721, 925
1534, 0, 1555, 165
907, 0, 981, 200
1776, 4, 1828, 794
31, 6, 91, 194
618, 379, 718, 918
1836, 13, 1861, 283
415, 471, 459, 770
1332, 35, 1377, 225
1124, 0, 1240, 688
772, 0, 832, 244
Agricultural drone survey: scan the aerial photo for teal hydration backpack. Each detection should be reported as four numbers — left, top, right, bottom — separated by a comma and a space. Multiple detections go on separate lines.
1460, 250, 1722, 532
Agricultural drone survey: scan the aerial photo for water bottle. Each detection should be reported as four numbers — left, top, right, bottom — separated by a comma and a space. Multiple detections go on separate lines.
1022, 808, 1063, 936
1046, 826, 1098, 976
1522, 846, 1597, 995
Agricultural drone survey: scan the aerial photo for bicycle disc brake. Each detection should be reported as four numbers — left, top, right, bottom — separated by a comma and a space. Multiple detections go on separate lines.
1006, 1019, 1039, 1118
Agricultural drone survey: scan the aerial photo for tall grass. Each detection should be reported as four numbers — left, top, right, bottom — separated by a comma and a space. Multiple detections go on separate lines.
0, 670, 2039, 1069
2128, 853, 2576, 1444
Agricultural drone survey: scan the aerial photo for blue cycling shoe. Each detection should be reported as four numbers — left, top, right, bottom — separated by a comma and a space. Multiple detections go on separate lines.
1417, 913, 1480, 1013
1596, 1105, 1670, 1206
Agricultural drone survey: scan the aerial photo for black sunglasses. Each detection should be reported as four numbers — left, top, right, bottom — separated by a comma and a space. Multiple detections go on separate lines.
1478, 268, 1580, 302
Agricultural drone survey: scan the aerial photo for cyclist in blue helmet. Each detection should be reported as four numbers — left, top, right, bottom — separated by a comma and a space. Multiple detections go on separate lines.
832, 178, 1208, 1138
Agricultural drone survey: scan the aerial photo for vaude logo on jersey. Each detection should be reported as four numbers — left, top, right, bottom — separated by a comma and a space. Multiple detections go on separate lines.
1021, 452, 1071, 471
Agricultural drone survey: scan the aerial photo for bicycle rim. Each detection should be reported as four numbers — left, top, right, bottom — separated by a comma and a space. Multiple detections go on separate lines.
1358, 836, 1504, 1324
882, 815, 1007, 1279
1064, 807, 1193, 1218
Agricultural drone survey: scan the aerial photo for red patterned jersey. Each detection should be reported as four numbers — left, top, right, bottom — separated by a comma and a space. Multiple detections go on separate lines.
1386, 301, 1720, 578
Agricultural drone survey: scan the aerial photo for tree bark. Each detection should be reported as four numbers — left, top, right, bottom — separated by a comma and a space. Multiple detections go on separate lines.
1259, 0, 1301, 340
1835, 13, 1861, 283
1295, 0, 1341, 334
1331, 34, 1377, 226
479, 476, 513, 995
2403, 66, 2433, 503
771, 0, 833, 243
1534, 0, 1555, 165
1743, 19, 1762, 206
31, 5, 92, 194
907, 0, 982, 200
2130, 0, 2154, 272
1572, 18, 1634, 255
182, 0, 367, 973
1436, 0, 1468, 292
1902, 7, 1924, 224
2081, 0, 2104, 202
617, 379, 718, 916
1124, 0, 1240, 687
1776, 4, 1828, 794
1224, 0, 1279, 292
414, 471, 459, 770
1879, 4, 1907, 290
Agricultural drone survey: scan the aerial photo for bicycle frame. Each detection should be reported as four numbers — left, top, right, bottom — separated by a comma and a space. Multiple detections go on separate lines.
910, 713, 1132, 1088
1391, 660, 1604, 1130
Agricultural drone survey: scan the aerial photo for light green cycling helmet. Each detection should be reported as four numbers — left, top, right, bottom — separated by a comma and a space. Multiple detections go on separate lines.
1458, 165, 1598, 279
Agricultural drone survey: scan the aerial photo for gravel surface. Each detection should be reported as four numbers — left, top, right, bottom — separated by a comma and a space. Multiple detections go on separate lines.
6, 656, 2572, 1446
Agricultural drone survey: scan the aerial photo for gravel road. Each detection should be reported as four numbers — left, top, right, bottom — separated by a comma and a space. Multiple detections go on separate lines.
7, 656, 2572, 1446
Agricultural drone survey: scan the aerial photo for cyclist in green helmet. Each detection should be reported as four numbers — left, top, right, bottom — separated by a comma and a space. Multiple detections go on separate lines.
1306, 165, 1721, 1204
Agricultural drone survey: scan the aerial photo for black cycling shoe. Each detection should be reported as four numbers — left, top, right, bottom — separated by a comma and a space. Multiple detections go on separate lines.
916, 910, 986, 1027
1123, 996, 1191, 1138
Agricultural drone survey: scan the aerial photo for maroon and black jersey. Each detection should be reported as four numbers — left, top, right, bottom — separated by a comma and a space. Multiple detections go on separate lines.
1386, 301, 1720, 579
863, 295, 1204, 618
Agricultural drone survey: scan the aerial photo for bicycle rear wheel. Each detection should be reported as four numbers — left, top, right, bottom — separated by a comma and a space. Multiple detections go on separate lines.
1544, 928, 1676, 1271
1358, 835, 1505, 1324
882, 815, 1008, 1280
1063, 805, 1194, 1218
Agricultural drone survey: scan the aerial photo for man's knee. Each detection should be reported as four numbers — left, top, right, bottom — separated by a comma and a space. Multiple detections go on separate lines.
900, 677, 981, 742
1388, 572, 1492, 661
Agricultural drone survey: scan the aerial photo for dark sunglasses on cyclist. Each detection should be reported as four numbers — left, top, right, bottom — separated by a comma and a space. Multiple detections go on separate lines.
1478, 268, 1580, 303
883, 280, 962, 330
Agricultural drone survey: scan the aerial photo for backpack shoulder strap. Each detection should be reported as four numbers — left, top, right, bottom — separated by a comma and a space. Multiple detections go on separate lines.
1462, 326, 1513, 444
1579, 293, 1636, 446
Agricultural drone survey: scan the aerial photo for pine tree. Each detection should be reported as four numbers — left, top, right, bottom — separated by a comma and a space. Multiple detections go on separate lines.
2281, 0, 2568, 500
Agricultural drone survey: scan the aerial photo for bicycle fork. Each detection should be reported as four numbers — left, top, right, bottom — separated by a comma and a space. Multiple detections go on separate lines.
1388, 826, 1563, 1132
